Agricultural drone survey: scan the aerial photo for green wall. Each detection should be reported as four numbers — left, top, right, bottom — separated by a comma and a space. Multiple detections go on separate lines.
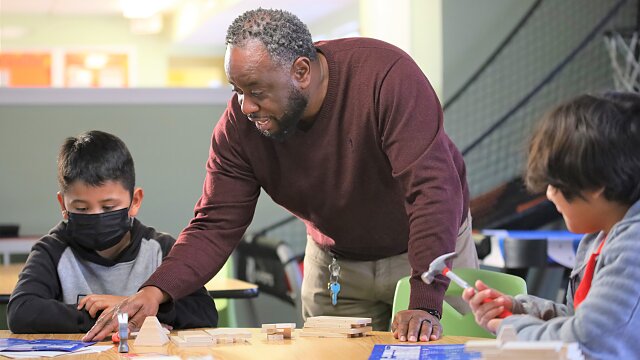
0, 101, 287, 238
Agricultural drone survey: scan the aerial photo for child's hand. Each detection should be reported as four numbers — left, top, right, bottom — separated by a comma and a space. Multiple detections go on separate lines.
77, 294, 128, 318
461, 280, 512, 334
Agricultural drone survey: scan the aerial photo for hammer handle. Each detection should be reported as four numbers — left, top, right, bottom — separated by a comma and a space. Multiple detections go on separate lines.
444, 268, 512, 318
443, 268, 471, 289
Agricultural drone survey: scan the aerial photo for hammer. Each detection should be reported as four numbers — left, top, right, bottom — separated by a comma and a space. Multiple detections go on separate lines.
421, 252, 511, 318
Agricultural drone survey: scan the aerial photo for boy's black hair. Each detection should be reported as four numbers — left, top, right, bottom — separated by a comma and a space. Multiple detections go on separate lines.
526, 91, 640, 204
57, 130, 135, 196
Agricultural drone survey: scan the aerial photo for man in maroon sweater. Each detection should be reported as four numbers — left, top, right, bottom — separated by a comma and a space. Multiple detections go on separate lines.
84, 8, 477, 342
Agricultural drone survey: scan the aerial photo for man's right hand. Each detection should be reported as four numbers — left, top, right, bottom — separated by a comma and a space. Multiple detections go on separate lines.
82, 286, 168, 341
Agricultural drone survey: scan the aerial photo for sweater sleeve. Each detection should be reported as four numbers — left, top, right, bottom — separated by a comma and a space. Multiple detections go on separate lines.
143, 103, 260, 301
7, 238, 96, 333
152, 233, 219, 328
377, 56, 464, 313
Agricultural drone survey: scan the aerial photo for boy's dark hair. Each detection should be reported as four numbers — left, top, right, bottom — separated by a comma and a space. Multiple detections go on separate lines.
526, 91, 640, 204
225, 8, 317, 68
57, 130, 135, 196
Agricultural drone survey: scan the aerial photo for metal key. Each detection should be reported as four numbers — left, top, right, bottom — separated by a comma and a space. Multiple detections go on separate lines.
329, 281, 341, 306
329, 258, 341, 279
328, 257, 342, 306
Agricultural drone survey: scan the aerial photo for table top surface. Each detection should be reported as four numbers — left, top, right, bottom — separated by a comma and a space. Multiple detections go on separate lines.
0, 264, 257, 302
0, 329, 478, 360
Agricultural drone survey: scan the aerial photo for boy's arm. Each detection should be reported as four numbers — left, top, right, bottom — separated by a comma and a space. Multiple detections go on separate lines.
500, 223, 640, 356
8, 238, 96, 333
509, 294, 570, 319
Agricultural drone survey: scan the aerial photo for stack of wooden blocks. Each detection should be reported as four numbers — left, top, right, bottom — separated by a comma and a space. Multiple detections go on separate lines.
465, 326, 584, 360
299, 316, 372, 338
170, 329, 252, 347
261, 323, 296, 341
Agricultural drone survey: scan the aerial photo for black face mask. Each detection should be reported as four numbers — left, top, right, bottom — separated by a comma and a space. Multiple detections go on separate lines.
65, 208, 132, 251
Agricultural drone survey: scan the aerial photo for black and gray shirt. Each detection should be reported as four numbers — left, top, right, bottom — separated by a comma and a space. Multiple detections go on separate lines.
8, 219, 218, 333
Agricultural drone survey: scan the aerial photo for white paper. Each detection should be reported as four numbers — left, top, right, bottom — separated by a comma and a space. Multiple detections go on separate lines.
379, 345, 421, 359
0, 345, 113, 358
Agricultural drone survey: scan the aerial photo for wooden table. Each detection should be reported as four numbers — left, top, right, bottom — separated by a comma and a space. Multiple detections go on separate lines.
0, 330, 478, 360
0, 264, 21, 303
0, 264, 258, 304
0, 237, 38, 265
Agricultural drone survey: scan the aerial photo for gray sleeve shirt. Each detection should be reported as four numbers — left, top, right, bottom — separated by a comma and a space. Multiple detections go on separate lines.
500, 199, 640, 359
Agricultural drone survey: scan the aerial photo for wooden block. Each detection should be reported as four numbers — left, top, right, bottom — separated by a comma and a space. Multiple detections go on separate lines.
177, 330, 213, 342
496, 325, 518, 345
305, 316, 372, 325
204, 328, 252, 342
275, 323, 296, 329
134, 316, 169, 346
220, 336, 235, 344
170, 336, 214, 348
204, 328, 226, 338
279, 328, 293, 339
267, 334, 284, 341
226, 329, 252, 339
262, 322, 295, 336
466, 340, 583, 360
300, 326, 372, 335
304, 316, 372, 328
299, 331, 358, 338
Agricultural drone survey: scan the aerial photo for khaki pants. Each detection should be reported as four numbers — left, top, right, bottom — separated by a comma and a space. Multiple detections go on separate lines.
301, 211, 478, 330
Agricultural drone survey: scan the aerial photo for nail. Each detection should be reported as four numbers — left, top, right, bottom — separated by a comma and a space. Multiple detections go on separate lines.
409, 336, 416, 342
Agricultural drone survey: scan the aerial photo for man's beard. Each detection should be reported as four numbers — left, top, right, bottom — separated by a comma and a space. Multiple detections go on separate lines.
260, 86, 308, 141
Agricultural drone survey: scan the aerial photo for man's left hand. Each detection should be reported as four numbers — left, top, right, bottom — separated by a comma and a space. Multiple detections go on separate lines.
391, 309, 442, 342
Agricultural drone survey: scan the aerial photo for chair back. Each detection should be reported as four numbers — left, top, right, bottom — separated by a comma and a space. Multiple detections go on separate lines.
392, 268, 527, 338
235, 234, 303, 306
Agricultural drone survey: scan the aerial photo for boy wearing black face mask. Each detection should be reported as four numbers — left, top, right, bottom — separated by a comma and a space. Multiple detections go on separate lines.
7, 130, 218, 333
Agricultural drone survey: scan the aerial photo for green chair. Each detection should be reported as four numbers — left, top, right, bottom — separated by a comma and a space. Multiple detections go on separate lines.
392, 268, 527, 338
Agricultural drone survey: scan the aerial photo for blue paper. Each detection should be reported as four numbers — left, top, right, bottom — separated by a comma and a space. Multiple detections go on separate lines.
0, 338, 96, 352
368, 344, 481, 360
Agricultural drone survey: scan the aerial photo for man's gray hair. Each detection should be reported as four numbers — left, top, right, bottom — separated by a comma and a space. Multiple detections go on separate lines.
226, 8, 317, 67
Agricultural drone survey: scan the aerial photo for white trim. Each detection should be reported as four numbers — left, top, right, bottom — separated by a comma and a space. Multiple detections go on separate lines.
0, 88, 231, 105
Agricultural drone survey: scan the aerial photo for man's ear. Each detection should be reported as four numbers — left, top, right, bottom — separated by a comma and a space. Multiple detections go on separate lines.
291, 57, 311, 89
57, 192, 68, 219
128, 187, 144, 217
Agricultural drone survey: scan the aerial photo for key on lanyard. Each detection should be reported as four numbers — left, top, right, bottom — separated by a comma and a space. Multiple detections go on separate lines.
328, 257, 341, 306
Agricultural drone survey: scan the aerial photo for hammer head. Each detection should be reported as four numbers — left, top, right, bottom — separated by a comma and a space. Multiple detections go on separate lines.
420, 252, 457, 284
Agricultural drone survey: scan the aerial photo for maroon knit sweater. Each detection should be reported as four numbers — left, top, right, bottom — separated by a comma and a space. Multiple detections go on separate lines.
144, 38, 469, 312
